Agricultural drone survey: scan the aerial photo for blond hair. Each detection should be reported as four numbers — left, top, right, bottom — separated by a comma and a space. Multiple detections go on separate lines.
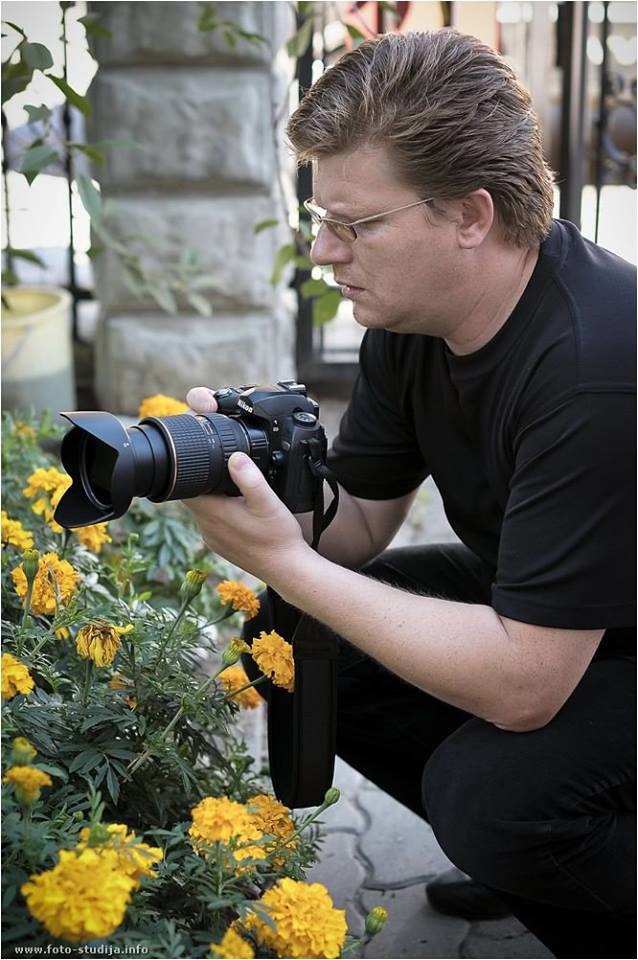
287, 30, 554, 247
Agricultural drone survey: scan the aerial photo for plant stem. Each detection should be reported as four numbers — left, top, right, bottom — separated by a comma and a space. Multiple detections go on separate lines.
59, 529, 72, 559
17, 581, 35, 653
269, 796, 334, 856
81, 659, 93, 706
155, 598, 189, 665
221, 674, 268, 704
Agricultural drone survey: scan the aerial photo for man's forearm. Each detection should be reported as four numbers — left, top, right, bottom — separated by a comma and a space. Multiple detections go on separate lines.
263, 547, 593, 733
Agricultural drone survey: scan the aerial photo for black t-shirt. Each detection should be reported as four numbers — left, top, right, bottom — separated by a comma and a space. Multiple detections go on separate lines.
328, 220, 636, 656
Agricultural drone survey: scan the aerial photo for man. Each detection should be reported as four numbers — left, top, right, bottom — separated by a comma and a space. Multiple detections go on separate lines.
185, 30, 636, 958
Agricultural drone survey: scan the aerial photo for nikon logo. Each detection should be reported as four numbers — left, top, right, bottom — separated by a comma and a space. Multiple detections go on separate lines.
237, 399, 253, 413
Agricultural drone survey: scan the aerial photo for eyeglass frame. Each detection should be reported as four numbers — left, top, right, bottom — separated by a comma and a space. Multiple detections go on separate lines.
303, 196, 436, 242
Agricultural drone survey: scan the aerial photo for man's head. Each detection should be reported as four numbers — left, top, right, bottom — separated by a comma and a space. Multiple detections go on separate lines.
287, 29, 554, 250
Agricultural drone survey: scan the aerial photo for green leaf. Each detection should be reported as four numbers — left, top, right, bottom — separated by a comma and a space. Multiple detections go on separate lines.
150, 285, 178, 314
286, 17, 313, 58
297, 2, 314, 15
6, 248, 45, 266
1, 59, 32, 104
76, 173, 103, 224
222, 27, 237, 49
186, 291, 212, 316
312, 289, 342, 326
293, 254, 314, 270
68, 141, 105, 165
270, 242, 296, 285
345, 23, 367, 42
300, 277, 330, 298
378, 0, 399, 13
233, 27, 267, 46
254, 218, 279, 235
2, 20, 27, 39
20, 143, 58, 184
197, 2, 218, 33
24, 103, 52, 124
47, 75, 91, 118
21, 41, 54, 71
77, 13, 112, 40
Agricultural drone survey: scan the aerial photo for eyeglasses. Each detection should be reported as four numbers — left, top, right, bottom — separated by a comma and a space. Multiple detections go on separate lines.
303, 196, 435, 242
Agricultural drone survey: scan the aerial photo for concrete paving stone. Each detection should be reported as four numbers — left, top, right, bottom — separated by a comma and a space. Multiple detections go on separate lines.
358, 783, 455, 886
306, 830, 367, 938
461, 918, 553, 959
315, 792, 367, 837
361, 886, 470, 959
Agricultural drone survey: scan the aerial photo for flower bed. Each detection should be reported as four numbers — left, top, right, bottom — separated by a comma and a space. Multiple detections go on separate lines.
1, 408, 387, 958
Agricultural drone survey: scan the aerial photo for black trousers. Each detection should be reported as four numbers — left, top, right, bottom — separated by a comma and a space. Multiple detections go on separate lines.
246, 544, 636, 959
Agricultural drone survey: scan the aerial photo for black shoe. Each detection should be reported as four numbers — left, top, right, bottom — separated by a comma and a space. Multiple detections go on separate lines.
426, 867, 512, 920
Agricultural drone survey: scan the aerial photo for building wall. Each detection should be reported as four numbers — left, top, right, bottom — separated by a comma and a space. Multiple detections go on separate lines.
88, 1, 295, 413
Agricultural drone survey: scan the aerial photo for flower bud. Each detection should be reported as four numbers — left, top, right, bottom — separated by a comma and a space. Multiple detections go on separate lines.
365, 906, 388, 937
11, 737, 37, 765
179, 568, 208, 603
222, 635, 250, 667
323, 787, 341, 807
85, 823, 110, 846
22, 548, 40, 583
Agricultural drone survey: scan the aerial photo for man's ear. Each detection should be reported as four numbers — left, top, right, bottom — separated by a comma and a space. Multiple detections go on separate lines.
456, 189, 494, 248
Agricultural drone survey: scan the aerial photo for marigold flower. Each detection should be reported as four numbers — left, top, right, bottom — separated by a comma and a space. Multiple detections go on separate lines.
217, 580, 260, 620
75, 622, 132, 667
219, 666, 262, 709
74, 523, 111, 554
245, 877, 347, 959
251, 630, 295, 692
138, 394, 189, 418
23, 466, 72, 532
365, 905, 389, 936
189, 796, 266, 871
180, 568, 208, 603
1, 511, 34, 550
210, 928, 255, 959
11, 552, 79, 616
247, 794, 298, 862
55, 626, 71, 641
12, 421, 37, 440
21, 847, 136, 942
1, 653, 35, 699
76, 824, 163, 888
4, 766, 52, 805
11, 736, 37, 765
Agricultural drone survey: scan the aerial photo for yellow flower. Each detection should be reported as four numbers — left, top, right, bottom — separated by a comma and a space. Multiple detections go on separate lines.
3, 766, 52, 804
247, 794, 298, 864
217, 580, 260, 620
12, 421, 37, 440
75, 622, 132, 667
189, 796, 266, 871
245, 877, 347, 959
21, 847, 136, 943
210, 928, 255, 959
219, 666, 262, 709
365, 905, 389, 936
76, 824, 162, 888
23, 466, 72, 532
74, 523, 111, 554
11, 736, 37, 764
1, 653, 35, 699
180, 568, 208, 602
251, 630, 295, 692
138, 394, 189, 418
55, 626, 71, 641
11, 552, 79, 616
1, 511, 34, 550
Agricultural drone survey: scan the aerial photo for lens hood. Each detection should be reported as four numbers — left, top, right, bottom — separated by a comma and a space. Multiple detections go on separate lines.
54, 411, 137, 528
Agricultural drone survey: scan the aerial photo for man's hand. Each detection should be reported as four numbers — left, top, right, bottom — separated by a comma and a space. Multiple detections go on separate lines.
183, 387, 310, 583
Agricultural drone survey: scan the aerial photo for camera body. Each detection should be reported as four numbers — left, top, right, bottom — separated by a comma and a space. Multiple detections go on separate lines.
54, 381, 327, 529
212, 381, 324, 512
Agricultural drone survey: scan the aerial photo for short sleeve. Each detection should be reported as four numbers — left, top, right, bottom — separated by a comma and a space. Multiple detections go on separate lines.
327, 332, 429, 500
492, 390, 636, 628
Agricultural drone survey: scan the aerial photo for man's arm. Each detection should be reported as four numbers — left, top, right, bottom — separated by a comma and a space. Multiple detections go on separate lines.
184, 452, 604, 734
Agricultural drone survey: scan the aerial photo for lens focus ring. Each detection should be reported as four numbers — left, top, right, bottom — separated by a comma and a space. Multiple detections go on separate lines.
146, 414, 214, 500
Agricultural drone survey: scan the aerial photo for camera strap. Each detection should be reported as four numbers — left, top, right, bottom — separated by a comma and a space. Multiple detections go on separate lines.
267, 437, 340, 808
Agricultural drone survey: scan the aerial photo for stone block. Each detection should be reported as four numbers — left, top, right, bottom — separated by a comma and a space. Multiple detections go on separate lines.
463, 918, 553, 959
92, 196, 289, 313
361, 887, 470, 959
89, 2, 293, 66
90, 70, 274, 188
95, 310, 295, 413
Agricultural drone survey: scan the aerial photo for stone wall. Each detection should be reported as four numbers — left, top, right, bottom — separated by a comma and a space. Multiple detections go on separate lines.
88, 2, 296, 413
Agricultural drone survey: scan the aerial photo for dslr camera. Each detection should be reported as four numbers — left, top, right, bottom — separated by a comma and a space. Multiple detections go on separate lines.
54, 381, 327, 529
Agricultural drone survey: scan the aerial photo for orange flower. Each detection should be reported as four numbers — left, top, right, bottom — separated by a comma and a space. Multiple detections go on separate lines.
216, 580, 260, 620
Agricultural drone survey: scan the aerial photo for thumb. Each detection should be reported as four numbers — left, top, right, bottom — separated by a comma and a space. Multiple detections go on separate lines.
228, 452, 278, 514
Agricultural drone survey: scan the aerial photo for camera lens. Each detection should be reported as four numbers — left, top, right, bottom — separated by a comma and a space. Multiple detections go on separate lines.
80, 435, 117, 509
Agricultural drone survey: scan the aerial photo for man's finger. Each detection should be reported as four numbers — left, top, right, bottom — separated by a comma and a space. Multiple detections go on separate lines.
228, 452, 278, 514
186, 386, 218, 413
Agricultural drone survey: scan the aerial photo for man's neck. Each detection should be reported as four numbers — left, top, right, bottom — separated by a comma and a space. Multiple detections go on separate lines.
444, 243, 540, 357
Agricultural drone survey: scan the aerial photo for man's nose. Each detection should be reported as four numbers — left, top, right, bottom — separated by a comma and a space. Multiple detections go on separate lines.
310, 226, 354, 267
